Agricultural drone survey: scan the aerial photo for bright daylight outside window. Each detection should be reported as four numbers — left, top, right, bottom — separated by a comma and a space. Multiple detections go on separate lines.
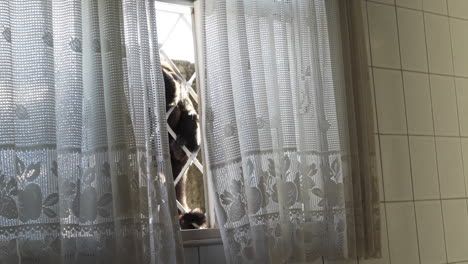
155, 1, 210, 230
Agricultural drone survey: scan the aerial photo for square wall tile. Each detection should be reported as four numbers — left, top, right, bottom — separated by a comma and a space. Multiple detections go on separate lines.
425, 14, 454, 75
373, 68, 407, 134
423, 0, 448, 14
397, 9, 428, 72
324, 259, 357, 264
396, 0, 423, 9
310, 258, 323, 264
448, 0, 468, 19
403, 72, 433, 135
430, 75, 459, 136
415, 201, 447, 264
460, 139, 468, 196
386, 202, 420, 264
456, 78, 468, 136
409, 136, 439, 199
199, 245, 226, 264
380, 135, 413, 201
371, 0, 396, 5
442, 199, 468, 262
436, 137, 465, 198
368, 2, 401, 69
184, 247, 200, 264
450, 18, 468, 77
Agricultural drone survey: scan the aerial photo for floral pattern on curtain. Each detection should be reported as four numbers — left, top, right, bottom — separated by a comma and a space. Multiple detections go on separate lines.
0, 0, 183, 263
200, 0, 380, 263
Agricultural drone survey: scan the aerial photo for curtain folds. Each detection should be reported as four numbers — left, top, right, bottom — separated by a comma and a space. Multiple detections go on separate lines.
0, 0, 183, 263
200, 0, 380, 263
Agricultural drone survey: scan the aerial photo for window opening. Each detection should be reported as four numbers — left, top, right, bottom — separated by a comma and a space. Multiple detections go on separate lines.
156, 1, 209, 229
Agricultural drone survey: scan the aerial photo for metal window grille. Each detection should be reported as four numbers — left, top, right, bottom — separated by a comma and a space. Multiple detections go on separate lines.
156, 2, 206, 216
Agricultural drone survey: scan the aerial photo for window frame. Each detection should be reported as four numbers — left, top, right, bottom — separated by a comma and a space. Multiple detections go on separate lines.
156, 0, 195, 6
156, 0, 220, 241
192, 0, 217, 232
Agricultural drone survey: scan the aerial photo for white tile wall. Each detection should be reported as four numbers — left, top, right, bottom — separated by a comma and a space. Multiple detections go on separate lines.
397, 0, 423, 9
456, 78, 468, 136
183, 244, 227, 264
415, 201, 447, 264
447, 0, 468, 19
325, 259, 358, 264
363, 0, 468, 264
424, 13, 454, 75
403, 72, 433, 134
371, 0, 396, 6
442, 200, 468, 262
423, 0, 448, 14
199, 245, 227, 264
430, 75, 459, 136
184, 1, 468, 263
184, 247, 200, 264
461, 139, 468, 193
386, 202, 420, 264
397, 8, 428, 71
368, 2, 401, 69
449, 18, 468, 77
373, 68, 407, 134
436, 137, 465, 198
409, 136, 439, 199
380, 135, 413, 201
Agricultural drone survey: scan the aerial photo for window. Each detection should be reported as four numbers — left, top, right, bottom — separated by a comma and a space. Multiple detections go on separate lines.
156, 0, 217, 235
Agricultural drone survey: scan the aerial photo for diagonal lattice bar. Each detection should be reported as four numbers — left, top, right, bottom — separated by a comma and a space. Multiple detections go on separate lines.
177, 200, 188, 213
157, 4, 204, 217
167, 124, 203, 173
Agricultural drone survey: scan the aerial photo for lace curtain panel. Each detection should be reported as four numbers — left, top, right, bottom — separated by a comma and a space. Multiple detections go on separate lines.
0, 0, 184, 263
200, 0, 380, 263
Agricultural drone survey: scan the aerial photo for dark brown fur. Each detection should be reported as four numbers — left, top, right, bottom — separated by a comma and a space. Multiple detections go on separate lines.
162, 65, 206, 229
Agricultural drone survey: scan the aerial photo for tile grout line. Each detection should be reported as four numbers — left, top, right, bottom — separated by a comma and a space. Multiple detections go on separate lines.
423, 3, 448, 262
447, 0, 468, 189
367, 0, 467, 22
377, 132, 467, 138
446, 0, 468, 263
394, 4, 423, 264
365, 0, 392, 263
369, 65, 468, 81
368, 1, 468, 263
421, 3, 450, 262
383, 197, 468, 203
365, 1, 392, 264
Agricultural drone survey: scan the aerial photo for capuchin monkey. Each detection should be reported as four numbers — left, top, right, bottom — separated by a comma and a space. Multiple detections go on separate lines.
162, 64, 206, 229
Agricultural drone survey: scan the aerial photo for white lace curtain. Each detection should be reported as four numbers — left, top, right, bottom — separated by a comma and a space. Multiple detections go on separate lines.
0, 0, 183, 263
200, 0, 380, 263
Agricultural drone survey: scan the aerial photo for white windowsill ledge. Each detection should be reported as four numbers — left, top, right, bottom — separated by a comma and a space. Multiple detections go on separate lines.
182, 228, 222, 247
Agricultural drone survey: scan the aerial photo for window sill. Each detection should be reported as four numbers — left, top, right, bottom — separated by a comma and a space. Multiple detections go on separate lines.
182, 228, 222, 247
